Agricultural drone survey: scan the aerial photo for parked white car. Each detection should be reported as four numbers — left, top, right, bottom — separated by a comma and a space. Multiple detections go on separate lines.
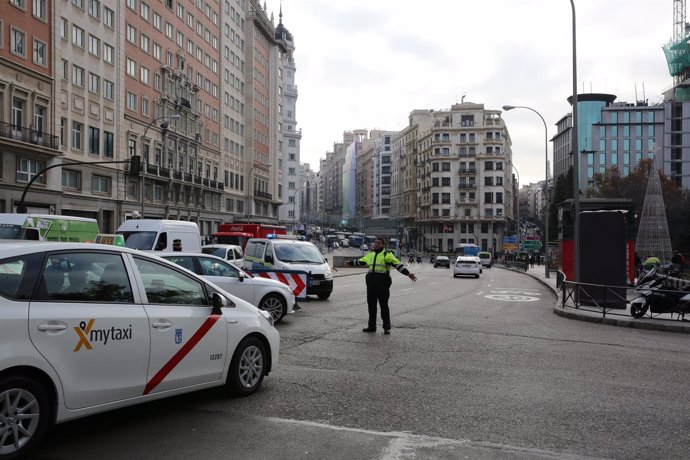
0, 242, 278, 458
160, 252, 296, 323
454, 256, 482, 278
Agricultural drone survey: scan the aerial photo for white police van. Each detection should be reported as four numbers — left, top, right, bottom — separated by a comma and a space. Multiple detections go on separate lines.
242, 236, 334, 300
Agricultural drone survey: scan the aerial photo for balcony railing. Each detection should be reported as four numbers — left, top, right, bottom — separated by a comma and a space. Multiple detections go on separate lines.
254, 190, 273, 200
0, 122, 59, 150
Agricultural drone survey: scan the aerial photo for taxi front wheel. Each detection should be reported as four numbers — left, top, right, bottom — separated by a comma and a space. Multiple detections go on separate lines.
227, 336, 266, 396
0, 376, 51, 460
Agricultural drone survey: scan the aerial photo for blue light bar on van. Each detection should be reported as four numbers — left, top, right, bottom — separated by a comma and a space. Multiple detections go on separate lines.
266, 234, 277, 239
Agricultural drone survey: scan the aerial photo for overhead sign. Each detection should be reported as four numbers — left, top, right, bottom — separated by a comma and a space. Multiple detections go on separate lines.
521, 241, 542, 250
504, 243, 518, 251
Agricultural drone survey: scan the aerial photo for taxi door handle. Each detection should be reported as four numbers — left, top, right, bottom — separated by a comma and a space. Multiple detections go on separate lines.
152, 320, 172, 329
38, 324, 67, 331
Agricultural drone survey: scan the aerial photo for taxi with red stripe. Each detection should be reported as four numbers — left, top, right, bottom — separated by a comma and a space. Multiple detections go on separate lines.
0, 242, 279, 459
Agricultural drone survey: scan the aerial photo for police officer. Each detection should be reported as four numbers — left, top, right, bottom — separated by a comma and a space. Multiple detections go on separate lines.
347, 237, 416, 334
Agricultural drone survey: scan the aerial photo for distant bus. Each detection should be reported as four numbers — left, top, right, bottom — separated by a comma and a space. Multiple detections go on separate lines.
454, 243, 481, 257
0, 214, 99, 242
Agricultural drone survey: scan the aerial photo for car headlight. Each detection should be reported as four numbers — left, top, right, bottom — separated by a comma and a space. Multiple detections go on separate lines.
258, 309, 274, 326
324, 266, 333, 279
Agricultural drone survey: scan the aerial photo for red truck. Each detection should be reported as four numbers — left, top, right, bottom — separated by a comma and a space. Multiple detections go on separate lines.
212, 223, 287, 249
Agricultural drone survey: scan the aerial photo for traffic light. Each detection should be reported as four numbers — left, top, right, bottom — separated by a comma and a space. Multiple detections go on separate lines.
129, 155, 141, 176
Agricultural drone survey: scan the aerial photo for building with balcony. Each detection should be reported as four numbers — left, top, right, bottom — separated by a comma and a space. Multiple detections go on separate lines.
1, 0, 59, 215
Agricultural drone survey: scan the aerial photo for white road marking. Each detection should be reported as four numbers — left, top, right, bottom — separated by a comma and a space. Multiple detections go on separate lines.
476, 291, 484, 296
485, 294, 540, 302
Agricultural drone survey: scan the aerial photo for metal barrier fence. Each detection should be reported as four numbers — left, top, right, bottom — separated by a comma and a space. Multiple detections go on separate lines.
559, 275, 690, 320
494, 260, 529, 272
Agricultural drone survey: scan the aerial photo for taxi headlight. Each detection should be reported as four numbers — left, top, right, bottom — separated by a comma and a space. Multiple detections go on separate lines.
258, 309, 274, 326
324, 266, 333, 279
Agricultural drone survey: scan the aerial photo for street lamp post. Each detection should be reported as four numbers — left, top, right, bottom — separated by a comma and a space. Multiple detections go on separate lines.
502, 105, 550, 278
570, 0, 581, 283
140, 115, 180, 218
245, 162, 272, 220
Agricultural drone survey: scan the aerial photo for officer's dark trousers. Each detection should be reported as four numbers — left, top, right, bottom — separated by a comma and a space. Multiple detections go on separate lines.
365, 272, 392, 330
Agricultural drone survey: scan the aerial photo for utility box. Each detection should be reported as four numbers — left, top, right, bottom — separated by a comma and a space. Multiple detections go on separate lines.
558, 199, 636, 309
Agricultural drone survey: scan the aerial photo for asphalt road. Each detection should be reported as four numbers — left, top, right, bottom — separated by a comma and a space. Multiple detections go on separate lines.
32, 264, 690, 459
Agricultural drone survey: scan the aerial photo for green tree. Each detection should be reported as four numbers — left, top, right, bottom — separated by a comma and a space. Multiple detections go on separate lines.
587, 159, 690, 254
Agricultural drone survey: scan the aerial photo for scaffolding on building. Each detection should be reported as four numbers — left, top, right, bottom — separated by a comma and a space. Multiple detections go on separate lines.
636, 169, 673, 263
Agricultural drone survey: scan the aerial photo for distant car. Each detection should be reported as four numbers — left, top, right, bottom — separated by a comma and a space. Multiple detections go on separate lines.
454, 256, 481, 278
202, 244, 244, 268
433, 255, 450, 268
161, 252, 296, 323
478, 252, 492, 268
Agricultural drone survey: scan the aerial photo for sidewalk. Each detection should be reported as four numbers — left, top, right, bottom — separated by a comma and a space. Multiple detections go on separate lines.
509, 264, 690, 334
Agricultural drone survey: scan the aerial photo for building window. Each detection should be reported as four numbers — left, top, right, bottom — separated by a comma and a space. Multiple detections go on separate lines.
72, 121, 83, 150
140, 66, 149, 84
153, 42, 161, 60
140, 34, 149, 53
72, 25, 84, 48
33, 39, 47, 66
88, 73, 100, 93
33, 0, 46, 20
141, 2, 150, 20
16, 158, 46, 184
126, 92, 137, 110
103, 131, 114, 158
127, 58, 137, 77
141, 97, 149, 116
92, 174, 111, 194
11, 0, 26, 9
11, 28, 26, 57
72, 65, 84, 87
104, 80, 114, 100
103, 43, 114, 64
153, 13, 161, 30
88, 0, 100, 18
62, 169, 81, 190
60, 118, 67, 147
88, 127, 100, 154
88, 35, 100, 55
72, 0, 83, 8
104, 7, 114, 28
127, 24, 137, 43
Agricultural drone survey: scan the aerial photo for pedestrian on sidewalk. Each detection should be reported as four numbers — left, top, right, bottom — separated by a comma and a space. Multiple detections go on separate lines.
346, 237, 416, 334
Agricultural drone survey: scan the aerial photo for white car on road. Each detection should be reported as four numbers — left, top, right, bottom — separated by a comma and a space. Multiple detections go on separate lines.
0, 242, 279, 459
160, 252, 297, 323
454, 256, 482, 278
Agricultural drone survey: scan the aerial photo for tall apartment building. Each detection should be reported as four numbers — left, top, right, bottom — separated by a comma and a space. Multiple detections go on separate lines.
219, 0, 248, 223
371, 131, 394, 219
1, 0, 59, 214
243, 0, 284, 222
275, 9, 301, 225
416, 102, 513, 253
52, 0, 123, 232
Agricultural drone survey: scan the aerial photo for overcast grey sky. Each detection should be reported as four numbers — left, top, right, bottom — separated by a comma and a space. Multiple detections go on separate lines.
270, 0, 673, 184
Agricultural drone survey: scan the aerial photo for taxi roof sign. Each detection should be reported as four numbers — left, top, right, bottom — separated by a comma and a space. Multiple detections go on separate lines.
95, 233, 125, 247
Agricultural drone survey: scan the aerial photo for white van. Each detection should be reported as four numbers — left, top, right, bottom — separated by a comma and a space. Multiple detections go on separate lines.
116, 219, 202, 252
243, 237, 333, 299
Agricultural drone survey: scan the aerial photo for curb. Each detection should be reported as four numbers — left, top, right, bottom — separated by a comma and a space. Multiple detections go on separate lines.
498, 266, 690, 334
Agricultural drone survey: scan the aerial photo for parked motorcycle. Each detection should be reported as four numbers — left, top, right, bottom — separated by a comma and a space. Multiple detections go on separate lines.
416, 255, 422, 263
408, 255, 415, 264
630, 267, 690, 319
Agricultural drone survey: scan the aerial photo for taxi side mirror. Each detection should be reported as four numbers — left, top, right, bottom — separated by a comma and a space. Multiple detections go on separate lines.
212, 292, 232, 314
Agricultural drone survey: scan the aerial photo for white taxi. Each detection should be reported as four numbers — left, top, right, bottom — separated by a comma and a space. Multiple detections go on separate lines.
0, 242, 279, 459
160, 252, 297, 323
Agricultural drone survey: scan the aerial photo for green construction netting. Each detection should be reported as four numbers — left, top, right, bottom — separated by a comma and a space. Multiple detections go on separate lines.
674, 86, 690, 101
663, 36, 690, 76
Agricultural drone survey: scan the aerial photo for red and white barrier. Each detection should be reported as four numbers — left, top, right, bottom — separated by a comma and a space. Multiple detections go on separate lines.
256, 271, 307, 300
